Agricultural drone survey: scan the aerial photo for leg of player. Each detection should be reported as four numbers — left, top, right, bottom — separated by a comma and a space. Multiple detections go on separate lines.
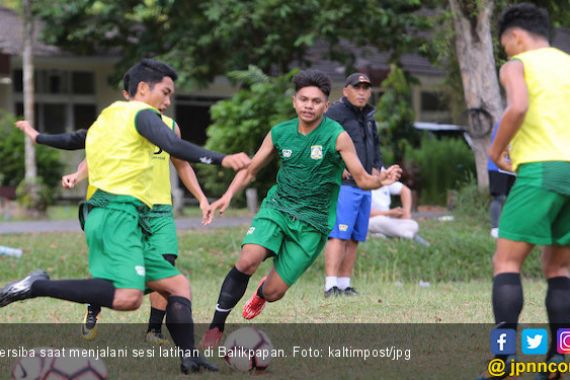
146, 274, 218, 374
81, 304, 102, 340
146, 292, 169, 345
492, 239, 534, 332
243, 267, 290, 320
146, 254, 178, 345
323, 238, 346, 297
0, 274, 145, 310
338, 239, 359, 296
539, 245, 570, 375
200, 244, 269, 349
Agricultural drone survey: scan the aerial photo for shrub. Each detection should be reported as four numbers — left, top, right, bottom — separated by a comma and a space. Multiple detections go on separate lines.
376, 64, 419, 162
405, 135, 475, 205
0, 112, 64, 206
453, 175, 490, 223
199, 67, 297, 201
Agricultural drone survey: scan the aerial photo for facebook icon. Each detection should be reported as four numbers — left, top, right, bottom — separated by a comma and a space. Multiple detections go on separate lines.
491, 329, 516, 355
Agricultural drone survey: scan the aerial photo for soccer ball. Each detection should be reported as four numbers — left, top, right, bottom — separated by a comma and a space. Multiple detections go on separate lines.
223, 327, 273, 372
12, 348, 108, 380
12, 355, 46, 380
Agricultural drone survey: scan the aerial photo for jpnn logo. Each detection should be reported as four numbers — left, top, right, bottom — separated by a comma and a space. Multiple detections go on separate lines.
491, 329, 516, 355
521, 328, 548, 355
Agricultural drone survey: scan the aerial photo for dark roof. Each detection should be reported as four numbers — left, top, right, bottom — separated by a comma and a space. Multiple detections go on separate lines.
303, 40, 443, 86
0, 7, 61, 56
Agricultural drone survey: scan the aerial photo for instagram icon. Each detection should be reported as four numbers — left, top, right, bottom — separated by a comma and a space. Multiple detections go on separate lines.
557, 329, 570, 354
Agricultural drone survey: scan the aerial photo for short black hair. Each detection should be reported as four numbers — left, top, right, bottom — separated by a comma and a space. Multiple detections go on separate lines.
498, 3, 550, 40
292, 69, 331, 98
122, 71, 130, 93
127, 58, 178, 97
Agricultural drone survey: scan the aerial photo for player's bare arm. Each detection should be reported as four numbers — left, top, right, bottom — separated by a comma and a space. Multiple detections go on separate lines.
61, 159, 88, 189
15, 120, 39, 143
336, 132, 401, 189
211, 132, 276, 214
172, 158, 211, 224
488, 60, 528, 170
171, 124, 211, 224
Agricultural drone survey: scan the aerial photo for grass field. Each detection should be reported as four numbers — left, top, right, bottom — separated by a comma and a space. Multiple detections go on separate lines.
0, 216, 548, 324
0, 214, 554, 379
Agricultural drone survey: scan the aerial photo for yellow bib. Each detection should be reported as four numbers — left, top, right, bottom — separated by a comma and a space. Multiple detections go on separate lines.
148, 115, 175, 205
510, 48, 570, 170
85, 101, 160, 207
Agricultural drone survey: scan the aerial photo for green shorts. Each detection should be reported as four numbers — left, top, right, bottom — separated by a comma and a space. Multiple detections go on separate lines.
142, 204, 179, 257
84, 193, 180, 290
499, 162, 570, 246
242, 208, 327, 286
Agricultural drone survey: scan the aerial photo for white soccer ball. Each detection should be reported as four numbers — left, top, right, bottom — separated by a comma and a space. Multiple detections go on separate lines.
11, 347, 108, 380
223, 327, 273, 372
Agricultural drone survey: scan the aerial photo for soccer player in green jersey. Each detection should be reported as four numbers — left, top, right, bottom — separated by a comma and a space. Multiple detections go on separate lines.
479, 4, 570, 380
200, 69, 401, 348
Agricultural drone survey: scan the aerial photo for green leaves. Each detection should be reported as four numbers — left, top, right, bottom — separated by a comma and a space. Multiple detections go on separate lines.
198, 67, 296, 199
33, 0, 433, 87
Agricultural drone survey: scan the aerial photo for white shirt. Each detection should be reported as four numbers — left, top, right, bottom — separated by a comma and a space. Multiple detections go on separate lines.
371, 181, 404, 212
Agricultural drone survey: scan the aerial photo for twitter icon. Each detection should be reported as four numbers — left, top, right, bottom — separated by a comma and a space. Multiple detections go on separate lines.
522, 328, 548, 355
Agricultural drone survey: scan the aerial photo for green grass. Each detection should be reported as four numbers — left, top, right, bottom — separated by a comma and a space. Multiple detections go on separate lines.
0, 219, 554, 379
0, 218, 547, 323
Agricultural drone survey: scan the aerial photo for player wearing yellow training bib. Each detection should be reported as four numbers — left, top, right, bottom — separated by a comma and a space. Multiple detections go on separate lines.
0, 59, 252, 375
17, 68, 234, 344
480, 5, 570, 380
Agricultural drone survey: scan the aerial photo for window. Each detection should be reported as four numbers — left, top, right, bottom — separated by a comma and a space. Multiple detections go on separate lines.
42, 104, 67, 133
72, 72, 95, 95
13, 69, 97, 132
420, 91, 451, 123
421, 92, 448, 112
73, 104, 97, 130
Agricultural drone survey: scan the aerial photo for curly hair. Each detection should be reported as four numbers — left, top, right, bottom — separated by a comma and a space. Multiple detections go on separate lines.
292, 69, 332, 98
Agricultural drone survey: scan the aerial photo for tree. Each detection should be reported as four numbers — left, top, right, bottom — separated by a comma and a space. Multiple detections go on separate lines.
448, 0, 502, 191
22, 0, 40, 212
34, 0, 432, 87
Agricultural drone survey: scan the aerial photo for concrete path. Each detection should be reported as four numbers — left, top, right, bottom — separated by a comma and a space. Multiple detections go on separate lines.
0, 210, 451, 235
0, 216, 252, 235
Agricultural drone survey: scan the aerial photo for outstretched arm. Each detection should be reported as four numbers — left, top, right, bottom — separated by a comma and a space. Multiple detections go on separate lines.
16, 120, 87, 150
136, 110, 250, 171
210, 132, 276, 214
488, 60, 527, 171
336, 132, 401, 189
170, 125, 211, 224
62, 159, 88, 189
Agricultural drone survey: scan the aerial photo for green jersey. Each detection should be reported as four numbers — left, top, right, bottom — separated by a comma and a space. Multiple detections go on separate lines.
262, 116, 345, 234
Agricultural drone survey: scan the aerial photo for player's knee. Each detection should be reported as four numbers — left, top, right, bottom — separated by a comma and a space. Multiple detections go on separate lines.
113, 292, 143, 311
235, 258, 261, 275
263, 288, 286, 302
542, 264, 569, 278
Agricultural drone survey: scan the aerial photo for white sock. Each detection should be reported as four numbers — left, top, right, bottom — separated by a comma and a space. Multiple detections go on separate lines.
337, 277, 351, 290
325, 276, 337, 291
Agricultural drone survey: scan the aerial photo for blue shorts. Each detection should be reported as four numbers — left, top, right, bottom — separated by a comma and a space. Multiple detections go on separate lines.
329, 185, 371, 242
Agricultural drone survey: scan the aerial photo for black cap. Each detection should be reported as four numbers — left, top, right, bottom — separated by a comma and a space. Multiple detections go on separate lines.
344, 73, 371, 87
